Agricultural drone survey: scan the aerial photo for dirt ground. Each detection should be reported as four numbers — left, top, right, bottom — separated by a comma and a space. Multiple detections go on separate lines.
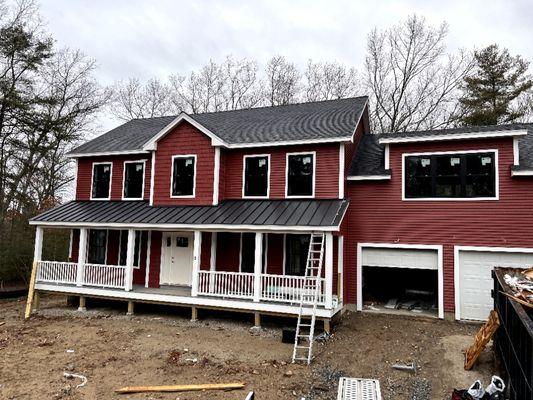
0, 294, 497, 400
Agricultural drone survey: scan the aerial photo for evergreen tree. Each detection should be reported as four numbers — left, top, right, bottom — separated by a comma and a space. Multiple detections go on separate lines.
460, 44, 532, 125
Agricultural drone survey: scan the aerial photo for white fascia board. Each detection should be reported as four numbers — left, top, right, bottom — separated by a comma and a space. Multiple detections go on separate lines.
379, 129, 528, 144
142, 113, 227, 151
511, 169, 533, 177
29, 220, 341, 232
347, 175, 391, 181
68, 149, 151, 158
225, 136, 352, 149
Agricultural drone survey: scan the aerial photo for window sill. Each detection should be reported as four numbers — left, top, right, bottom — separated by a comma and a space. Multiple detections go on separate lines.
402, 197, 498, 202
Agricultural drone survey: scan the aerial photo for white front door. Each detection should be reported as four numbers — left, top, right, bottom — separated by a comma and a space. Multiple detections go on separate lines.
457, 249, 533, 321
161, 232, 194, 286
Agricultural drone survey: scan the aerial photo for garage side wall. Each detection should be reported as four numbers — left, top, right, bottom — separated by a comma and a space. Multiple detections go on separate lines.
345, 137, 533, 313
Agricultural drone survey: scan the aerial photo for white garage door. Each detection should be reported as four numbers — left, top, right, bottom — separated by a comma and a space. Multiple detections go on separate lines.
458, 249, 533, 321
362, 248, 438, 270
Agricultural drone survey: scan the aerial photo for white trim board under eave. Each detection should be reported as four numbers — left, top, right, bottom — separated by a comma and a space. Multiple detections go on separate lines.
379, 129, 528, 144
347, 175, 391, 181
356, 242, 444, 319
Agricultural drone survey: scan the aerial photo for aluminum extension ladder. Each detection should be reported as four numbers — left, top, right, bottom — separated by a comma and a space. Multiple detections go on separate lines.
291, 232, 325, 365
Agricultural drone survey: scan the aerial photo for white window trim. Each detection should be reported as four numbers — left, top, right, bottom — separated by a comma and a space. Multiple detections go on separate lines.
401, 149, 499, 201
122, 160, 147, 201
149, 152, 156, 205
285, 151, 316, 199
357, 242, 444, 319
242, 154, 271, 199
90, 162, 113, 201
118, 230, 141, 269
170, 154, 197, 199
86, 228, 109, 265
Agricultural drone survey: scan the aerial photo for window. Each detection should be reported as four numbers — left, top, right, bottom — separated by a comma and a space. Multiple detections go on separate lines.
243, 155, 269, 197
123, 161, 145, 199
240, 233, 267, 273
404, 151, 497, 199
118, 230, 142, 268
171, 155, 196, 197
286, 153, 314, 197
91, 163, 112, 199
285, 234, 310, 276
87, 229, 107, 264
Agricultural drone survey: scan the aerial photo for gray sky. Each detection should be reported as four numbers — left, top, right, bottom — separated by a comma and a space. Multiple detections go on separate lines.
39, 0, 533, 132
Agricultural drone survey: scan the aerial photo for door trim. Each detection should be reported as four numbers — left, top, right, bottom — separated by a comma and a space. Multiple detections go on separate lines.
159, 232, 194, 286
454, 245, 533, 320
357, 243, 444, 319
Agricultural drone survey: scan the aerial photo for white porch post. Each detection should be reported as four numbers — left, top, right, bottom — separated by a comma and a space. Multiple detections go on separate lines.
253, 232, 263, 302
325, 232, 333, 310
191, 231, 202, 297
76, 228, 88, 287
124, 229, 135, 291
33, 227, 43, 262
209, 232, 217, 293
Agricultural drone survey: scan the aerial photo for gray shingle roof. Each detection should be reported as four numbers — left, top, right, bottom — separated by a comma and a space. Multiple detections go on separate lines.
70, 97, 368, 155
348, 134, 389, 176
30, 199, 349, 230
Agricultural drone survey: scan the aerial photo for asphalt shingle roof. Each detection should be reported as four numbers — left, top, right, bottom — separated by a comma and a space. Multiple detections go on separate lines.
70, 97, 368, 155
31, 199, 349, 229
348, 134, 389, 176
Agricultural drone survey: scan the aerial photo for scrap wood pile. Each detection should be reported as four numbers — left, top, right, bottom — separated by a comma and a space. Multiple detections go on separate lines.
502, 267, 533, 308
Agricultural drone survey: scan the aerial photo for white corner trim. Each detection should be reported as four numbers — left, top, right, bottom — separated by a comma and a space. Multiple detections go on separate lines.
242, 154, 271, 199
338, 143, 345, 199
170, 154, 197, 199
401, 149, 499, 201
511, 169, 533, 177
90, 162, 113, 201
213, 147, 221, 205
384, 144, 390, 170
357, 242, 444, 319
347, 175, 391, 181
149, 152, 156, 205
513, 137, 520, 166
143, 113, 227, 151
121, 160, 147, 201
379, 129, 528, 144
73, 159, 78, 198
285, 151, 316, 199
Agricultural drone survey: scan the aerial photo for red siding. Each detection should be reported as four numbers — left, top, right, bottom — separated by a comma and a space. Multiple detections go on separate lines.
344, 136, 533, 312
76, 154, 151, 201
215, 232, 240, 271
222, 143, 340, 200
148, 231, 162, 288
200, 232, 212, 270
152, 121, 215, 205
266, 234, 284, 274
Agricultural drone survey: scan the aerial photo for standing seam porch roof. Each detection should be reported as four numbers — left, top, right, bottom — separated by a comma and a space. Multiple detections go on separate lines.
30, 199, 349, 230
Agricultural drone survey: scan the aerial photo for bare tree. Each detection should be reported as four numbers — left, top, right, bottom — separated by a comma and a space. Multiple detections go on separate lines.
109, 77, 178, 121
264, 55, 301, 106
364, 14, 473, 133
220, 56, 262, 110
304, 60, 360, 101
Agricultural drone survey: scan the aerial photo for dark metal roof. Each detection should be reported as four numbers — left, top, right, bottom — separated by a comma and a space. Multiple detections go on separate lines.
30, 199, 349, 230
70, 97, 368, 155
348, 134, 389, 177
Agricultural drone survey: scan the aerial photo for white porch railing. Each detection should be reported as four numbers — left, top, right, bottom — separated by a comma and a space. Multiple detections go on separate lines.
197, 270, 255, 299
261, 274, 326, 305
83, 263, 126, 289
36, 261, 78, 285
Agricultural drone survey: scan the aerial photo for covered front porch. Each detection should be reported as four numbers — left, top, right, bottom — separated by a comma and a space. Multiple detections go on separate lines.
29, 199, 348, 318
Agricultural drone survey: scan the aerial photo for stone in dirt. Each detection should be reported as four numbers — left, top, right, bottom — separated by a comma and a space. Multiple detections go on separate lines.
284, 370, 294, 377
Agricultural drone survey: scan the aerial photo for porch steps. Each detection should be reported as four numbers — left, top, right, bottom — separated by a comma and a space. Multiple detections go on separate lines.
291, 232, 325, 365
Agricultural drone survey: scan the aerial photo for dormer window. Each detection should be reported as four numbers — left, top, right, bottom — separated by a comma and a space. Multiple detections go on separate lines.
91, 162, 112, 200
286, 152, 315, 198
171, 155, 196, 198
122, 161, 145, 200
243, 155, 270, 198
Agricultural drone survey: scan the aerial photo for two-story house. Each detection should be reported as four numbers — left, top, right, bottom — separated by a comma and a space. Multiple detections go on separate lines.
28, 96, 533, 324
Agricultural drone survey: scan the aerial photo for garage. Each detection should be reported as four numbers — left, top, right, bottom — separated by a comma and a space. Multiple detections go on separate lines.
357, 244, 444, 319
455, 247, 533, 321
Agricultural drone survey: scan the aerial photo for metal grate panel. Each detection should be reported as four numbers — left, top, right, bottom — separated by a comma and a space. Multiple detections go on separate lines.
337, 377, 382, 400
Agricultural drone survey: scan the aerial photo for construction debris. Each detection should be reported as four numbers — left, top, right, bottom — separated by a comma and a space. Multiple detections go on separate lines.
464, 310, 499, 370
115, 382, 245, 394
391, 362, 417, 374
337, 377, 382, 400
502, 269, 533, 308
63, 372, 87, 388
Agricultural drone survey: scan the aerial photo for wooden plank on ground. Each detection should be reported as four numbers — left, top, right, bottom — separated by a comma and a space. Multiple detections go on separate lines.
115, 382, 245, 394
24, 261, 38, 320
464, 309, 499, 370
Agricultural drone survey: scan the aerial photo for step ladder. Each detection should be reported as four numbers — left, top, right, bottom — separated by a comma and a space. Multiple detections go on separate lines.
292, 232, 325, 365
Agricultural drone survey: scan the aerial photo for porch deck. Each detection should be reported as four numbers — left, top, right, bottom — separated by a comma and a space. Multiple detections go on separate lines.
35, 281, 342, 319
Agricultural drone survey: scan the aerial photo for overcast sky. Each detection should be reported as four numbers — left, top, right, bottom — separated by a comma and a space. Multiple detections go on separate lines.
39, 0, 533, 132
